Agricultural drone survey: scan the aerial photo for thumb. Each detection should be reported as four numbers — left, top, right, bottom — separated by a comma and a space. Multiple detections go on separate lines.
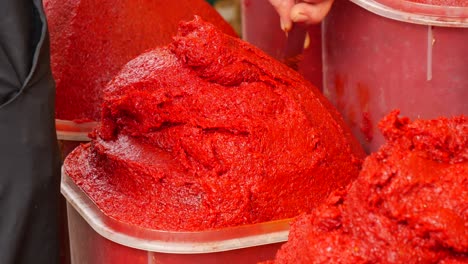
269, 0, 296, 32
290, 0, 334, 25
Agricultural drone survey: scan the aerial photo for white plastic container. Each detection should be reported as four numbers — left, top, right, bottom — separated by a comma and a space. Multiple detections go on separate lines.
56, 119, 94, 161
322, 0, 468, 153
56, 120, 95, 264
56, 119, 97, 142
61, 170, 290, 264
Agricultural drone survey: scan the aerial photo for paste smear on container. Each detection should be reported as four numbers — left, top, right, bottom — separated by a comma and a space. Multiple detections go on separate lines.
269, 111, 467, 263
64, 17, 364, 231
44, 0, 236, 121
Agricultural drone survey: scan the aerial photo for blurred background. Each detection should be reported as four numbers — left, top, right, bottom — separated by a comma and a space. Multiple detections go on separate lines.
208, 0, 241, 35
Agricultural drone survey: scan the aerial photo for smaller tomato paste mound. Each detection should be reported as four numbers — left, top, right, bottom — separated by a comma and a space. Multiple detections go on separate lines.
64, 17, 365, 231
270, 110, 467, 263
44, 0, 236, 121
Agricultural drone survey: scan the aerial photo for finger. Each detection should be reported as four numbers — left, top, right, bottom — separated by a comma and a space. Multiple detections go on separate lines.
269, 0, 295, 32
290, 0, 334, 25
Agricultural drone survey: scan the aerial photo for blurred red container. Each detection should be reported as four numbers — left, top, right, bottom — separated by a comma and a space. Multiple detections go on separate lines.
241, 0, 323, 90
62, 170, 290, 264
322, 0, 468, 152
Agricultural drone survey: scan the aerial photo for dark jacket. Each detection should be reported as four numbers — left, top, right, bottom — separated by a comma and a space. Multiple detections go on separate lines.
0, 0, 60, 263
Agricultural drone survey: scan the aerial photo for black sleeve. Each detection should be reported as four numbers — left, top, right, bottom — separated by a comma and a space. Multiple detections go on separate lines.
0, 0, 40, 104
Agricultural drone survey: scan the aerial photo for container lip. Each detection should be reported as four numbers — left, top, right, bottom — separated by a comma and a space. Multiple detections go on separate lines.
56, 119, 97, 141
350, 0, 468, 27
61, 169, 290, 253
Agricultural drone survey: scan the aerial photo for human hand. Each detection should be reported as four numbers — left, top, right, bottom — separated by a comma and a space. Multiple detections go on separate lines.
268, 0, 334, 31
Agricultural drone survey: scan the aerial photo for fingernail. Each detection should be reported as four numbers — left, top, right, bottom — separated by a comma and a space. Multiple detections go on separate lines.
292, 12, 309, 23
280, 18, 292, 32
303, 32, 310, 49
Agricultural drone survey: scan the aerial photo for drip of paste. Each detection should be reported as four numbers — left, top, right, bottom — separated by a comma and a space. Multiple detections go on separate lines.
44, 0, 236, 121
64, 17, 365, 231
269, 110, 467, 263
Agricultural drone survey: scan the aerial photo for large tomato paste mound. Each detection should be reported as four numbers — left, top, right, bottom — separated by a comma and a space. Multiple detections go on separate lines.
270, 111, 467, 263
44, 0, 236, 121
64, 17, 365, 231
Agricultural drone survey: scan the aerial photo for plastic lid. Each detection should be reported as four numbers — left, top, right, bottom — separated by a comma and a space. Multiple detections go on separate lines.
61, 169, 290, 253
56, 119, 97, 141
351, 0, 468, 27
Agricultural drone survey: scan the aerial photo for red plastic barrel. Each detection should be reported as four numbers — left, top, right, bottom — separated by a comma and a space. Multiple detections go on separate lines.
323, 0, 468, 152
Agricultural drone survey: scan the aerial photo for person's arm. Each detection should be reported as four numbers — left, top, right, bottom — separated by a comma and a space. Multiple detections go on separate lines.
268, 0, 334, 31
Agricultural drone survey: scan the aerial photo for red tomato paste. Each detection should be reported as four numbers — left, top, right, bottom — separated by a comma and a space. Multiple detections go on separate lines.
44, 0, 236, 121
270, 110, 467, 263
64, 17, 365, 231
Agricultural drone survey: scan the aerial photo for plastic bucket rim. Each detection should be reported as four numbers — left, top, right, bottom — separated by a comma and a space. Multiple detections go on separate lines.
61, 168, 290, 254
350, 0, 468, 27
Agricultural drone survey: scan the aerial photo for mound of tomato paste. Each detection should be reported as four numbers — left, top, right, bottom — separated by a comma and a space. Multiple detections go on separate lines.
44, 0, 236, 121
64, 17, 365, 231
269, 111, 467, 263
